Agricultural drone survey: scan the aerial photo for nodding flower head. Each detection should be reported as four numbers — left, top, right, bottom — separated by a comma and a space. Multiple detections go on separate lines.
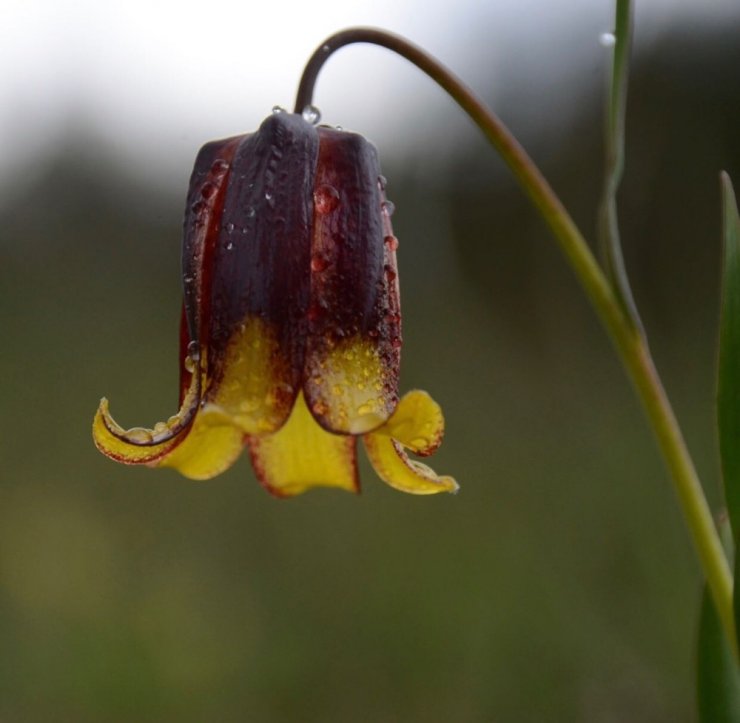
93, 112, 457, 497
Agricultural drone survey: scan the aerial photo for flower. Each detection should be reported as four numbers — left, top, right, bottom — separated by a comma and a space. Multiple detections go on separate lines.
93, 112, 457, 497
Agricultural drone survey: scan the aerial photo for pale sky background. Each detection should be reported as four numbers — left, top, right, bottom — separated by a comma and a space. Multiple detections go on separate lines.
1, 0, 738, 204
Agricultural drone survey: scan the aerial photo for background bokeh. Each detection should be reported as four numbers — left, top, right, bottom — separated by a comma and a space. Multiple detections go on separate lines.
2, 1, 740, 720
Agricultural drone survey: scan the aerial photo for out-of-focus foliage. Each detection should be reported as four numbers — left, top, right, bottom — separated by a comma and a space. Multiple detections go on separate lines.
0, 24, 739, 723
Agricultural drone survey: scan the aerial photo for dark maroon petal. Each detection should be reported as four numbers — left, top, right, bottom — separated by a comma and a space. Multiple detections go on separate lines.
203, 114, 319, 432
105, 137, 244, 448
181, 135, 244, 355
303, 128, 401, 434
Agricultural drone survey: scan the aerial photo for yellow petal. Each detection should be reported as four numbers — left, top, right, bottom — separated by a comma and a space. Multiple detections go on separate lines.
363, 389, 458, 495
157, 413, 245, 480
304, 335, 393, 435
247, 392, 358, 497
93, 398, 245, 480
205, 317, 297, 435
379, 389, 444, 456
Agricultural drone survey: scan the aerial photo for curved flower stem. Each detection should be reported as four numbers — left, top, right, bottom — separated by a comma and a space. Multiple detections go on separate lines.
598, 0, 644, 334
295, 27, 736, 649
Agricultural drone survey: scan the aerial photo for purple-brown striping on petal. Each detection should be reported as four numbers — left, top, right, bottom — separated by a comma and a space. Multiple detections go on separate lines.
203, 114, 320, 433
304, 128, 401, 434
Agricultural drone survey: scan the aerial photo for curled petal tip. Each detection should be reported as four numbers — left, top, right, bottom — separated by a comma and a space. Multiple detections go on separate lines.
93, 398, 187, 466
378, 389, 445, 456
100, 371, 201, 447
363, 389, 457, 496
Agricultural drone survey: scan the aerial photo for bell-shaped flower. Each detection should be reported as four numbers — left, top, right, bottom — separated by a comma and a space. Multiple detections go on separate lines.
93, 112, 457, 497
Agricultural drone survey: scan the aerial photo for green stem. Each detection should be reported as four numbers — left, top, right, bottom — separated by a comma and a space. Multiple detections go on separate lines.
294, 27, 735, 650
598, 0, 643, 333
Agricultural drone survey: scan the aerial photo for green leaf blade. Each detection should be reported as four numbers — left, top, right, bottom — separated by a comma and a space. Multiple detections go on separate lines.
698, 584, 740, 722
717, 172, 740, 542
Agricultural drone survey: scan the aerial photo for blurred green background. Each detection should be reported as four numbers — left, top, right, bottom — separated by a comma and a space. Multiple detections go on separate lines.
2, 5, 740, 722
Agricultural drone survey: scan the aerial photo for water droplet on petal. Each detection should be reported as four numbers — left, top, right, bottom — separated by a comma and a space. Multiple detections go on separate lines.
187, 340, 199, 357
311, 253, 329, 272
384, 234, 399, 251
314, 184, 340, 214
302, 104, 321, 125
225, 222, 235, 234
201, 182, 217, 200
265, 192, 272, 201
377, 175, 387, 191
211, 158, 229, 176
381, 200, 395, 216
599, 32, 616, 47
246, 206, 256, 218
226, 241, 234, 251
335, 125, 343, 132
272, 105, 285, 114
127, 427, 154, 443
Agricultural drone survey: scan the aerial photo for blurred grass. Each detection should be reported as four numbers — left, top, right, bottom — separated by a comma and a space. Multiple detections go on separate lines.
0, 24, 739, 723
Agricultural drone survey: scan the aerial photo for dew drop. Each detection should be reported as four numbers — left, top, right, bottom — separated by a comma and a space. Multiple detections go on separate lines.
191, 200, 207, 215
226, 241, 234, 251
127, 427, 154, 443
185, 341, 200, 371
314, 184, 340, 214
272, 105, 285, 114
385, 264, 397, 282
381, 200, 395, 217
225, 222, 235, 234
335, 125, 343, 132
302, 104, 321, 125
153, 421, 168, 435
322, 44, 330, 53
384, 234, 399, 251
246, 206, 256, 218
599, 32, 616, 47
391, 337, 402, 349
201, 182, 217, 200
311, 254, 329, 272
211, 158, 229, 176
265, 192, 273, 201
377, 175, 387, 191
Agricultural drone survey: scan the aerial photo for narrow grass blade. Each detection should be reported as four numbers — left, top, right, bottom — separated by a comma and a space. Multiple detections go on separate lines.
718, 173, 740, 540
